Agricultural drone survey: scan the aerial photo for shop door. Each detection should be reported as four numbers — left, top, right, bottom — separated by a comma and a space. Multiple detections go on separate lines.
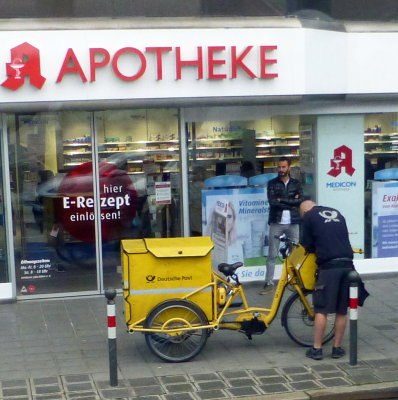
94, 109, 181, 290
9, 112, 99, 297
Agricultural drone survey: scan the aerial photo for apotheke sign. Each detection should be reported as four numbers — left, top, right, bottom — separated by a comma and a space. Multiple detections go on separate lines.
1, 41, 278, 91
5, 27, 398, 102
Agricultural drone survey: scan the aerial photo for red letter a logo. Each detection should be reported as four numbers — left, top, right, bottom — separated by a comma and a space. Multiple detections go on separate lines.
2, 42, 46, 90
327, 145, 356, 177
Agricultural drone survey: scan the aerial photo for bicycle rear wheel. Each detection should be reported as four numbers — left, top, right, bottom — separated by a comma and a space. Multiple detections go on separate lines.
144, 299, 209, 362
281, 291, 335, 347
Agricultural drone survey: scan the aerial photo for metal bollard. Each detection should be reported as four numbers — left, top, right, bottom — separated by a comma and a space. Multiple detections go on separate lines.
347, 271, 361, 366
105, 289, 118, 386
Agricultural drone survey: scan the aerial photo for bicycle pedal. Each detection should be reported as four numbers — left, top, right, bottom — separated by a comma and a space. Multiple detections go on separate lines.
239, 318, 266, 337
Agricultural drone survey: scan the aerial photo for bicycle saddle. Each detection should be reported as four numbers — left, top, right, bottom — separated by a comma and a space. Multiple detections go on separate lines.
218, 262, 243, 277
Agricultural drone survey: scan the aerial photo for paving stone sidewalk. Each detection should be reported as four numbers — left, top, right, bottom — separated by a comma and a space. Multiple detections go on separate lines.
1, 359, 398, 399
0, 275, 398, 399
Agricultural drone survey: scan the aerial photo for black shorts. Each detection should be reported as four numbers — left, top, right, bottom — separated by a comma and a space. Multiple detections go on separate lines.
313, 262, 354, 315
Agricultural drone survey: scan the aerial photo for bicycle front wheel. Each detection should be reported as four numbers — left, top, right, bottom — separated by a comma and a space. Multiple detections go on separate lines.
281, 291, 335, 347
144, 299, 209, 362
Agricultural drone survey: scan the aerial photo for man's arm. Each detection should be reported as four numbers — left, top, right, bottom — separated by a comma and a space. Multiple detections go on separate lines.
267, 180, 285, 209
278, 180, 303, 208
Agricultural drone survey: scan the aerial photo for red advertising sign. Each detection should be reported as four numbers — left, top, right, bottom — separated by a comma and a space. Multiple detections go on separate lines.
57, 162, 137, 242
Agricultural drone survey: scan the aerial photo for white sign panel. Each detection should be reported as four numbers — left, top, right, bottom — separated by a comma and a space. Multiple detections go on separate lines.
372, 181, 398, 258
316, 115, 365, 252
155, 182, 171, 204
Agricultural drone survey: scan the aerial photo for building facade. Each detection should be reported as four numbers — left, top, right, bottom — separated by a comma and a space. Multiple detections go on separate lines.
0, 15, 398, 300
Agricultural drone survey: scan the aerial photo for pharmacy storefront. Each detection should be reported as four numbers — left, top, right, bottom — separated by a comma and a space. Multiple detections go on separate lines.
0, 20, 398, 300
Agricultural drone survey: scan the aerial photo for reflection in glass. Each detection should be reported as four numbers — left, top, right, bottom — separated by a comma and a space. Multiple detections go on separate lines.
9, 112, 98, 296
94, 109, 181, 289
0, 139, 7, 283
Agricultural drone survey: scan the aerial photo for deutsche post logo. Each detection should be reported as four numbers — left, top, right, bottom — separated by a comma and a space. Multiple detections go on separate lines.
2, 42, 46, 90
146, 275, 156, 283
327, 145, 355, 177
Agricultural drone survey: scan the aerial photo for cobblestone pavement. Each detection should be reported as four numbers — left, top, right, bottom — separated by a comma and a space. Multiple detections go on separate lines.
0, 274, 398, 399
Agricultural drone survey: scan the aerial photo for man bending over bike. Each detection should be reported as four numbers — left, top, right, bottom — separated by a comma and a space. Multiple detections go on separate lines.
300, 200, 354, 361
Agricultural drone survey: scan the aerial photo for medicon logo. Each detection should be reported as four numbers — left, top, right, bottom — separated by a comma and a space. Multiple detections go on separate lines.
2, 42, 46, 90
327, 145, 355, 178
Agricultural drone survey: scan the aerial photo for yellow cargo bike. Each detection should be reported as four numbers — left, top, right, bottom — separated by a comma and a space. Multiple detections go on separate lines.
121, 235, 333, 362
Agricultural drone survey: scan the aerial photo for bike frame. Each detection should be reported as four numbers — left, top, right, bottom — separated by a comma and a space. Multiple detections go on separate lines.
128, 248, 314, 334
212, 259, 314, 331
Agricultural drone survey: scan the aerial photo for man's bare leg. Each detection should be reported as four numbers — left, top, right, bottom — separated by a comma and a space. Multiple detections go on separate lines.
333, 313, 347, 348
314, 313, 327, 348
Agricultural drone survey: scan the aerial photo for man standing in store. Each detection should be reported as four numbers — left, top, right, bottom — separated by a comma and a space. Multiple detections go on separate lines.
300, 200, 354, 360
260, 156, 303, 294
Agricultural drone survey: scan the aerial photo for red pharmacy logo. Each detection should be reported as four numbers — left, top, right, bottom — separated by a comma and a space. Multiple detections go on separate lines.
327, 145, 355, 177
2, 42, 46, 90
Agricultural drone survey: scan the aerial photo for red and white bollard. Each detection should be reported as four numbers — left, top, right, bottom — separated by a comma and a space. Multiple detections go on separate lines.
105, 289, 118, 386
348, 271, 360, 366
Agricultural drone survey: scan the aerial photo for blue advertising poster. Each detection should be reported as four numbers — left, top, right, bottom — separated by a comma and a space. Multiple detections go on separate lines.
372, 181, 398, 258
202, 187, 269, 282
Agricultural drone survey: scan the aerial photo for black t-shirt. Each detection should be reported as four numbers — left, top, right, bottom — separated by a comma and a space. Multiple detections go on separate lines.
301, 206, 353, 266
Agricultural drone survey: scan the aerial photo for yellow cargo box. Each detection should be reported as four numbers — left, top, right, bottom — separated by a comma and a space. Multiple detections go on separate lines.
288, 244, 317, 290
121, 237, 214, 329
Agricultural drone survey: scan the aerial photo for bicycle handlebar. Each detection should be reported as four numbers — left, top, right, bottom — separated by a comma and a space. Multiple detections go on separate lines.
275, 234, 298, 247
276, 234, 364, 255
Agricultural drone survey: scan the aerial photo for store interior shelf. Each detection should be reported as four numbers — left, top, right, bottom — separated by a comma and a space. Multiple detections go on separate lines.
63, 143, 91, 147
364, 129, 398, 160
99, 148, 178, 154
64, 162, 90, 167
63, 132, 302, 172
124, 159, 179, 163
365, 151, 398, 155
365, 140, 398, 144
64, 151, 91, 156
191, 138, 242, 142
364, 132, 398, 136
256, 144, 299, 148
256, 154, 299, 159
194, 146, 241, 150
100, 140, 179, 145
194, 157, 242, 161
256, 135, 299, 140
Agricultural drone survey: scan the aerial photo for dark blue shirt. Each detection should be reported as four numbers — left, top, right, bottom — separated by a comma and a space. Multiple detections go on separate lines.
301, 206, 353, 266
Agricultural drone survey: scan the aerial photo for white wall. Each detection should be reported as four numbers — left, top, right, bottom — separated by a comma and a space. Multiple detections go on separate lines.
316, 114, 365, 252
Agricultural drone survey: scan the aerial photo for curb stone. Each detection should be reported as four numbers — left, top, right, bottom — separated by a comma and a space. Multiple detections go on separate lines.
234, 382, 398, 400
305, 381, 398, 399
234, 392, 309, 399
